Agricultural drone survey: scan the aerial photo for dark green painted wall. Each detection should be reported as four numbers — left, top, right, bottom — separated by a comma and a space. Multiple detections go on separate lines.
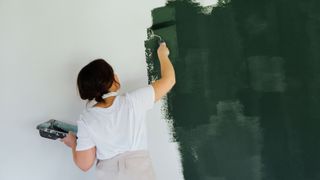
145, 0, 320, 179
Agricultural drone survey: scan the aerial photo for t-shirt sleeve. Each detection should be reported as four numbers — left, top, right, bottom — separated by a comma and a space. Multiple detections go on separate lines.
76, 120, 95, 151
127, 84, 155, 111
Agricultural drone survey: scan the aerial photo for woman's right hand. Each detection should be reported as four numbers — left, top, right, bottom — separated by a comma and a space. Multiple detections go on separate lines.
157, 42, 170, 59
152, 42, 175, 102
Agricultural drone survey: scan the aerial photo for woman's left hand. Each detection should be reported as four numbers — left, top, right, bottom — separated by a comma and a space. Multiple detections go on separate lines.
61, 132, 77, 149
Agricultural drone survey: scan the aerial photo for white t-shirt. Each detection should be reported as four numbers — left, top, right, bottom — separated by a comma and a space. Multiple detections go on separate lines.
76, 85, 155, 160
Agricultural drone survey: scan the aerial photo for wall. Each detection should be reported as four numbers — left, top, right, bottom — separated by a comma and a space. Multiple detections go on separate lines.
0, 0, 183, 179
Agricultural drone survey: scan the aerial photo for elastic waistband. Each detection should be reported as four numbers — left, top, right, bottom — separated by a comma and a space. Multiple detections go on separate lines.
98, 150, 150, 163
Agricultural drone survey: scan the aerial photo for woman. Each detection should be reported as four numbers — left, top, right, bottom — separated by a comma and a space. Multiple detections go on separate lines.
61, 42, 175, 180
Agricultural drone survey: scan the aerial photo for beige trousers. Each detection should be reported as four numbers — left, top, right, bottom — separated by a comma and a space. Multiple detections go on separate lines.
95, 150, 156, 180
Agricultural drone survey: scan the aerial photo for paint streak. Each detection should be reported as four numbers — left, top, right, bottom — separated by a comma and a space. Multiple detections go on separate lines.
145, 0, 320, 179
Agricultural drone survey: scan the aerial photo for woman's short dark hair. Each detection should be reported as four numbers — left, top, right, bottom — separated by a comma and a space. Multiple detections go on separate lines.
77, 59, 118, 103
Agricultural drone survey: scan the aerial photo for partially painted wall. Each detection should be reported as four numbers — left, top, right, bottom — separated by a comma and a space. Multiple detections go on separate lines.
145, 0, 320, 179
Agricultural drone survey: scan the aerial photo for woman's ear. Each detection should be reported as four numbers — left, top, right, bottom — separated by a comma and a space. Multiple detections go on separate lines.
114, 74, 121, 89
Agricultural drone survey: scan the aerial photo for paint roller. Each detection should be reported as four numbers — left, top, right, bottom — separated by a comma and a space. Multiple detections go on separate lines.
149, 20, 176, 45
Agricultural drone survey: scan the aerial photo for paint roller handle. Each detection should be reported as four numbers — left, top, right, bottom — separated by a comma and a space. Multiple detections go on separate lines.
158, 38, 166, 45
157, 42, 170, 58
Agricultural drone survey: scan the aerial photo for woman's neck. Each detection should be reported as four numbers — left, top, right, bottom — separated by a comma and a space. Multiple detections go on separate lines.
93, 96, 116, 108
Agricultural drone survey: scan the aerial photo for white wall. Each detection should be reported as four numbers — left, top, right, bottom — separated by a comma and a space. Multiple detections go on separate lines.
0, 0, 183, 179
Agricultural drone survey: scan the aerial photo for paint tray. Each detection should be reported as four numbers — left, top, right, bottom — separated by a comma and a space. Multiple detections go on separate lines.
36, 119, 77, 140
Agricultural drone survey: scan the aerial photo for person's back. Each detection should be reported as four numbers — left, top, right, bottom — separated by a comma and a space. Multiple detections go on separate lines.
77, 85, 155, 160
62, 42, 175, 180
